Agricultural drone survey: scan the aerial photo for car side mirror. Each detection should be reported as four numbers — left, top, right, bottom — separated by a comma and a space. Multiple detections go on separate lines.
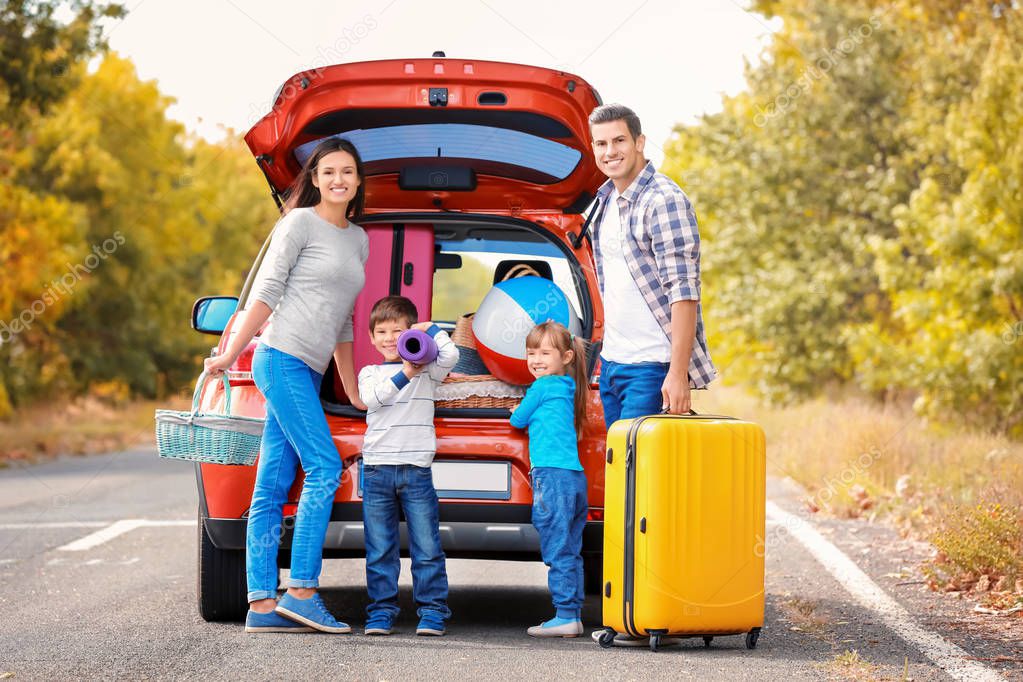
192, 296, 238, 335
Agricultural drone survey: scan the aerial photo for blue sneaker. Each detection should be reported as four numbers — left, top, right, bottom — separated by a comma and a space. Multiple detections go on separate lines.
244, 608, 315, 633
416, 612, 446, 636
275, 593, 351, 634
364, 612, 394, 636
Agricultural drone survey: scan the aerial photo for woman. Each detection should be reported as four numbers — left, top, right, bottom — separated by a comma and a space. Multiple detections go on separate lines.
205, 137, 369, 634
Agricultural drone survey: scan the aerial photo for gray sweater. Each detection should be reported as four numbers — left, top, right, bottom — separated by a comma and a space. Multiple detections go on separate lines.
249, 207, 369, 374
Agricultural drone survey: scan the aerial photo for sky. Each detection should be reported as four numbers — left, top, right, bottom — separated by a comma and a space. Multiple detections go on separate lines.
103, 0, 780, 167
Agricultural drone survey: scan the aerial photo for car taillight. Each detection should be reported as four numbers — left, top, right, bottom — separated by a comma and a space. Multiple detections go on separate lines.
232, 340, 258, 373
587, 508, 604, 521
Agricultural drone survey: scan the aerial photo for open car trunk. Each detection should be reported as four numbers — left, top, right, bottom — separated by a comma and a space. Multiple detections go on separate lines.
316, 213, 595, 417
244, 58, 604, 214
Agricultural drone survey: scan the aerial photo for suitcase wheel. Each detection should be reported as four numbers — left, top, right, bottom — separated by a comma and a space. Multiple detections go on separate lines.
745, 628, 761, 650
703, 636, 713, 648
648, 629, 668, 652
597, 628, 616, 649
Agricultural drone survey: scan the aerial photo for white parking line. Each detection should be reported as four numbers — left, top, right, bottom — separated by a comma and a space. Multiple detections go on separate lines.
56, 519, 195, 552
766, 501, 1002, 682
0, 521, 108, 530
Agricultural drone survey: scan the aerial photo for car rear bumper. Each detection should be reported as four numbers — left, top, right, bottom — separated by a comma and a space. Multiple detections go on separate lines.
204, 502, 603, 559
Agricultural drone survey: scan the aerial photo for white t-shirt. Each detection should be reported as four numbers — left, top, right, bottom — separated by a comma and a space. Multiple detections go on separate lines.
598, 191, 672, 364
358, 327, 459, 467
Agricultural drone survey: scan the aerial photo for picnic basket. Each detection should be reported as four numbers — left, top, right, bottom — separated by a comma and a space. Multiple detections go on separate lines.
155, 372, 265, 466
436, 374, 525, 409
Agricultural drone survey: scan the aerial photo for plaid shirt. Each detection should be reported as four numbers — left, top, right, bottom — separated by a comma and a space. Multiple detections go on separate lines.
593, 161, 716, 388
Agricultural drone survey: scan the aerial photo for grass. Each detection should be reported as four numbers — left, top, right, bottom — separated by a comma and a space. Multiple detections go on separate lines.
820, 650, 914, 681
779, 595, 831, 638
692, 384, 1023, 593
0, 393, 187, 465
820, 650, 882, 681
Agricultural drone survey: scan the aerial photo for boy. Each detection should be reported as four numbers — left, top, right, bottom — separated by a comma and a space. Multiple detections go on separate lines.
357, 295, 459, 636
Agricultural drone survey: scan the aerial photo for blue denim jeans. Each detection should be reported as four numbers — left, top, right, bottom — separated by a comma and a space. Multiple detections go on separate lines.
246, 345, 343, 602
598, 357, 670, 430
362, 464, 450, 621
531, 467, 588, 620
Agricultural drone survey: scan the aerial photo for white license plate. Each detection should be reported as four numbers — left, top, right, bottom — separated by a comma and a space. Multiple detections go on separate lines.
431, 461, 511, 500
358, 460, 512, 500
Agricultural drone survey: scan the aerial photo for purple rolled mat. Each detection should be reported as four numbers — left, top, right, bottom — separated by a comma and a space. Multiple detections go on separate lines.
397, 329, 438, 364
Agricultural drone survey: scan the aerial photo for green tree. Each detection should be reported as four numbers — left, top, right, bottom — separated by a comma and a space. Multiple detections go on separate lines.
1, 50, 277, 410
664, 0, 912, 400
860, 13, 1023, 434
0, 0, 124, 122
31, 55, 277, 397
0, 0, 123, 414
663, 0, 1023, 434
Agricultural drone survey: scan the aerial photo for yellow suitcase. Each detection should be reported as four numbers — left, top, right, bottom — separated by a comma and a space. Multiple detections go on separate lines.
597, 414, 766, 652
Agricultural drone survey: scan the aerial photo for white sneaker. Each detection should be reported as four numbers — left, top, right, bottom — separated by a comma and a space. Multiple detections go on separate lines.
527, 620, 584, 638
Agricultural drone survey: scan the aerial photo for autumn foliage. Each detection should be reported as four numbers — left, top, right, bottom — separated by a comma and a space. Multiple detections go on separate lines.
0, 2, 277, 416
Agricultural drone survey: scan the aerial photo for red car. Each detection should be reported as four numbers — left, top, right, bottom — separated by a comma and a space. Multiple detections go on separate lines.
190, 55, 608, 621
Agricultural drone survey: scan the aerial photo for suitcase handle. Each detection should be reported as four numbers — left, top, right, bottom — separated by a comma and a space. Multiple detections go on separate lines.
658, 408, 736, 419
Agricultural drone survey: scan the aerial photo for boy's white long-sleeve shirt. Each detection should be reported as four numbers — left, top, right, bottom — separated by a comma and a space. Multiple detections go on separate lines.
358, 325, 459, 467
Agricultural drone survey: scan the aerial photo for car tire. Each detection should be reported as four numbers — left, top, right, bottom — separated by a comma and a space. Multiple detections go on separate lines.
197, 512, 248, 622
583, 553, 603, 595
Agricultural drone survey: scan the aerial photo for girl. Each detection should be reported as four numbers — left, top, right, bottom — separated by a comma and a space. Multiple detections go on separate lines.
509, 320, 589, 638
204, 137, 369, 634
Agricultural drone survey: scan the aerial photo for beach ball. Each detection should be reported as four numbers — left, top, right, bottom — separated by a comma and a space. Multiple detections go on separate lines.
472, 276, 582, 385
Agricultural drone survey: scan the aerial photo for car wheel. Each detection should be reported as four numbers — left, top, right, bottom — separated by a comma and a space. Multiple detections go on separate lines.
197, 511, 248, 622
583, 553, 603, 595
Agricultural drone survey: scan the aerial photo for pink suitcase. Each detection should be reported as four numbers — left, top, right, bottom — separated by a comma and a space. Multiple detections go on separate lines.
332, 223, 434, 402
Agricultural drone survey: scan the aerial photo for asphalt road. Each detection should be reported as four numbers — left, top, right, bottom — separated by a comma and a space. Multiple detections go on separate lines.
0, 449, 1007, 681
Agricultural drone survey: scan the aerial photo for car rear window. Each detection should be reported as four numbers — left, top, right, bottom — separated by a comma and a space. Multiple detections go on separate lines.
294, 124, 583, 183
432, 236, 584, 325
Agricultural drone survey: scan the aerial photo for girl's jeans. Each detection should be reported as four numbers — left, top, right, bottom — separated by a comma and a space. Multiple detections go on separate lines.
246, 344, 343, 602
531, 467, 588, 620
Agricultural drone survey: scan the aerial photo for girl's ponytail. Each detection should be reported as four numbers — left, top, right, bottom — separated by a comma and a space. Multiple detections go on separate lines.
568, 336, 589, 436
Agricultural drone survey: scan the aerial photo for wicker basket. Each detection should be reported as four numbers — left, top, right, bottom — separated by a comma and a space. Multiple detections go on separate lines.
451, 313, 476, 348
155, 372, 264, 466
436, 374, 524, 409
500, 263, 543, 281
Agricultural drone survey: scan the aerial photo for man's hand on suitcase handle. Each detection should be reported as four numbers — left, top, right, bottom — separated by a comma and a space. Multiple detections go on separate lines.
661, 370, 692, 415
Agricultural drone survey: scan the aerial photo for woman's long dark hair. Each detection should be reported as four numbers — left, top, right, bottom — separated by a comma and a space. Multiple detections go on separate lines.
284, 137, 366, 219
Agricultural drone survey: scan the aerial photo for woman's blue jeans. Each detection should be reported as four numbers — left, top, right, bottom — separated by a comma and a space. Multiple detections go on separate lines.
598, 357, 670, 429
531, 467, 588, 620
362, 464, 450, 622
246, 344, 343, 602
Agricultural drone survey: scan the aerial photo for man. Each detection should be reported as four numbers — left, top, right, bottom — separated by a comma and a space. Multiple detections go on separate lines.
589, 103, 715, 426
587, 103, 717, 647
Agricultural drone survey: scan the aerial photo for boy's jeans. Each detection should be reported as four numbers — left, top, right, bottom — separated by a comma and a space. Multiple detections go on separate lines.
246, 344, 343, 602
598, 357, 670, 429
362, 464, 451, 621
531, 467, 588, 620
